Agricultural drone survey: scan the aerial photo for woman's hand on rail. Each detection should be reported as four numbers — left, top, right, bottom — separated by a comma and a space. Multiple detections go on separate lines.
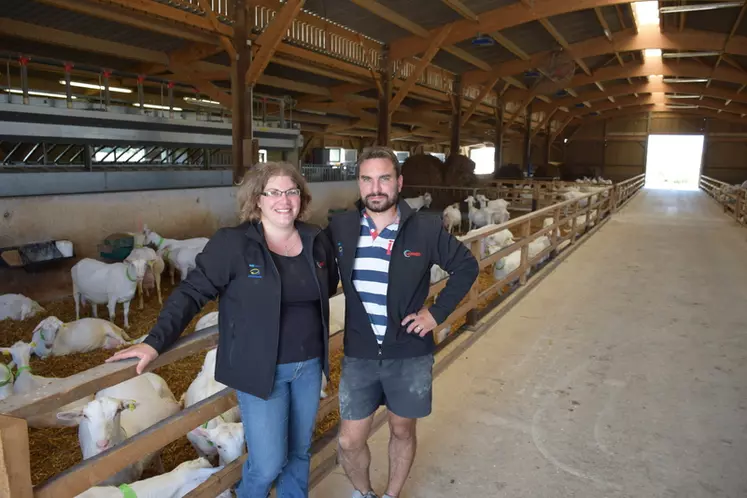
105, 344, 159, 375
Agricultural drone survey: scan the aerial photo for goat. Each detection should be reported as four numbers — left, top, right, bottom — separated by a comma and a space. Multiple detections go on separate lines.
0, 341, 94, 428
181, 348, 241, 461
193, 422, 246, 466
71, 258, 147, 329
0, 294, 45, 321
0, 362, 13, 401
57, 373, 180, 485
31, 317, 138, 358
160, 245, 203, 285
125, 246, 165, 309
143, 226, 208, 253
474, 194, 511, 223
404, 192, 432, 212
442, 203, 462, 234
464, 195, 495, 230
74, 457, 230, 498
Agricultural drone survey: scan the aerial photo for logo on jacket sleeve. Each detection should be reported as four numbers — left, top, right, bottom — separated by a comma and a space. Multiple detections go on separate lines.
337, 242, 343, 255
316, 260, 326, 269
247, 264, 263, 278
403, 250, 422, 258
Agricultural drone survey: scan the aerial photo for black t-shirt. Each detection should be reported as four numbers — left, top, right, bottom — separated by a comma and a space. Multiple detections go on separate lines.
270, 251, 324, 364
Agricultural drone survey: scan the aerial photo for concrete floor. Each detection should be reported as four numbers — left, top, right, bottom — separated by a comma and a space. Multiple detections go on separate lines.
311, 188, 747, 498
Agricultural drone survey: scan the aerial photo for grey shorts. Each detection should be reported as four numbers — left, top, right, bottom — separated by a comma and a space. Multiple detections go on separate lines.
338, 354, 435, 420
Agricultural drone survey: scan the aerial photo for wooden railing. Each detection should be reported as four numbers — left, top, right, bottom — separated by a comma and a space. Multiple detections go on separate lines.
0, 181, 645, 498
700, 175, 746, 226
140, 0, 496, 108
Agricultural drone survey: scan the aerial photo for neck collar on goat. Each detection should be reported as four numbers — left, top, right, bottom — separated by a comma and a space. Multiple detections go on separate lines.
0, 369, 13, 386
118, 483, 137, 498
125, 265, 137, 282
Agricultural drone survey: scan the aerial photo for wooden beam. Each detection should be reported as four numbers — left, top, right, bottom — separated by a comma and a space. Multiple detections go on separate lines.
461, 75, 501, 126
490, 31, 530, 60
493, 103, 505, 178
441, 0, 478, 21
197, 0, 236, 59
232, 0, 250, 183
450, 75, 462, 158
37, 0, 219, 44
246, 0, 305, 86
463, 26, 747, 86
378, 48, 392, 146
539, 18, 591, 76
390, 0, 633, 60
349, 0, 491, 71
0, 416, 32, 498
522, 102, 533, 173
390, 25, 453, 113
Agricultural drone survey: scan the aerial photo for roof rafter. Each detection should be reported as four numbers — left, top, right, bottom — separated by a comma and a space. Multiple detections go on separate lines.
390, 0, 632, 60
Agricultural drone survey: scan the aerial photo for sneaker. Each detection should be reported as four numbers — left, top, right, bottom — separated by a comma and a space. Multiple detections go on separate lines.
351, 491, 379, 498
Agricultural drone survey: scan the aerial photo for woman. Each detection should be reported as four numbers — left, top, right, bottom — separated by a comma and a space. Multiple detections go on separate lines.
107, 161, 339, 498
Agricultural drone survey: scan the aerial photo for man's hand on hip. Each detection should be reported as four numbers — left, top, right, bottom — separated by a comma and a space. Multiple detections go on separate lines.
401, 308, 438, 337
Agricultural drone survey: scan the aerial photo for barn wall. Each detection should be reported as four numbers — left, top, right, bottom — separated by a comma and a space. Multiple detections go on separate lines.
0, 181, 361, 259
563, 114, 747, 183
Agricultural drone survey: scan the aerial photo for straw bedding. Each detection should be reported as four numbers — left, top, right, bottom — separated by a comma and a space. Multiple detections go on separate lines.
2, 221, 540, 485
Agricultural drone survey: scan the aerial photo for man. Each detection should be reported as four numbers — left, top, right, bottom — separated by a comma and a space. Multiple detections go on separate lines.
325, 146, 479, 498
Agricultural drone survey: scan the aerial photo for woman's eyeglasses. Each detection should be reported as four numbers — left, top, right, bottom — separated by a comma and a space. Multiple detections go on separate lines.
262, 188, 301, 198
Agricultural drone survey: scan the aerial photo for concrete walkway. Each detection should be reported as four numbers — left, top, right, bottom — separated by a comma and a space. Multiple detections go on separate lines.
311, 189, 747, 498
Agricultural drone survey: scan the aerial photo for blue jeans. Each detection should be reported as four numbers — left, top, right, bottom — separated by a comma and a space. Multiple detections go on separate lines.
235, 357, 322, 498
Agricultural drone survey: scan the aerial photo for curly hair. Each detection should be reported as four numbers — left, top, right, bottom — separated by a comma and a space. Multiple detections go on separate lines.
236, 162, 312, 223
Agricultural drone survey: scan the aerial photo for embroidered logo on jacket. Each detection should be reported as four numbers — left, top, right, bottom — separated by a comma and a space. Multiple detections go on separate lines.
316, 261, 326, 269
247, 264, 263, 279
337, 242, 343, 255
403, 250, 422, 258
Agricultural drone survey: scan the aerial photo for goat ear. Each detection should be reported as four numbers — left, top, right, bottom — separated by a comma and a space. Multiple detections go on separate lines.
57, 410, 84, 424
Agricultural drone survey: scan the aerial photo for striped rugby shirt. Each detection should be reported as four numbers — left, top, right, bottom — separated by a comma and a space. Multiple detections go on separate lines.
352, 208, 400, 345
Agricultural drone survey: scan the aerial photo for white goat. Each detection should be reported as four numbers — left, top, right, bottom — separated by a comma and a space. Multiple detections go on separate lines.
75, 457, 230, 498
0, 294, 45, 321
58, 373, 180, 485
474, 195, 510, 224
181, 348, 241, 461
143, 226, 208, 253
404, 192, 432, 212
160, 245, 203, 284
193, 422, 246, 466
442, 203, 462, 234
0, 341, 94, 428
126, 246, 165, 309
0, 362, 14, 401
71, 258, 147, 329
31, 317, 137, 358
464, 195, 495, 230
329, 293, 345, 335
195, 311, 219, 332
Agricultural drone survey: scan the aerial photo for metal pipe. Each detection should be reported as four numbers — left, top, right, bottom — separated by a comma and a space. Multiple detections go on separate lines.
19, 55, 29, 105
168, 81, 174, 119
103, 70, 111, 109
137, 75, 145, 114
64, 62, 73, 109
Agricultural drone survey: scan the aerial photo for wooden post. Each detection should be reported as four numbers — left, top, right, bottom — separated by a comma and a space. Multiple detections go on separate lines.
523, 102, 533, 176
570, 201, 578, 245
466, 238, 481, 326
544, 117, 552, 166
519, 220, 530, 285
531, 183, 539, 212
0, 415, 33, 498
377, 47, 391, 147
551, 206, 561, 258
493, 103, 504, 180
450, 74, 462, 159
231, 0, 251, 184
601, 120, 607, 178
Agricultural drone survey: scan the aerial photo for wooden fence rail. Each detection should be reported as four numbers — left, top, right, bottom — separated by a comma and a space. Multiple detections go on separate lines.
699, 175, 746, 226
0, 175, 645, 497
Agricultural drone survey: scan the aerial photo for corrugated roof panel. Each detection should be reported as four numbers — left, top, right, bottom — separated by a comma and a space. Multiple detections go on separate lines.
377, 0, 463, 30
302, 0, 410, 43
500, 21, 558, 55
597, 5, 624, 33
710, 80, 743, 91
3, 0, 186, 53
0, 37, 140, 72
431, 50, 480, 74
462, 0, 521, 16
264, 63, 342, 89
453, 39, 518, 67
544, 10, 606, 45
682, 7, 741, 33
584, 54, 616, 71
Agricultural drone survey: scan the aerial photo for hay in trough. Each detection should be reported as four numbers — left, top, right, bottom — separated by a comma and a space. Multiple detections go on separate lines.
401, 154, 444, 186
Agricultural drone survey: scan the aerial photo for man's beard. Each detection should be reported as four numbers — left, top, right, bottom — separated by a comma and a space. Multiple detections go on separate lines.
363, 191, 398, 213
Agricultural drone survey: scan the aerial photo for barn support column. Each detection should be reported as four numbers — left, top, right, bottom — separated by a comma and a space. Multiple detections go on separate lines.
522, 102, 533, 176
377, 47, 391, 147
493, 103, 504, 180
544, 118, 552, 167
450, 74, 462, 159
231, 0, 252, 184
601, 120, 607, 178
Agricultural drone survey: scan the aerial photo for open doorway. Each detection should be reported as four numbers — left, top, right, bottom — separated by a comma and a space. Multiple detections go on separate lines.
645, 134, 704, 190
